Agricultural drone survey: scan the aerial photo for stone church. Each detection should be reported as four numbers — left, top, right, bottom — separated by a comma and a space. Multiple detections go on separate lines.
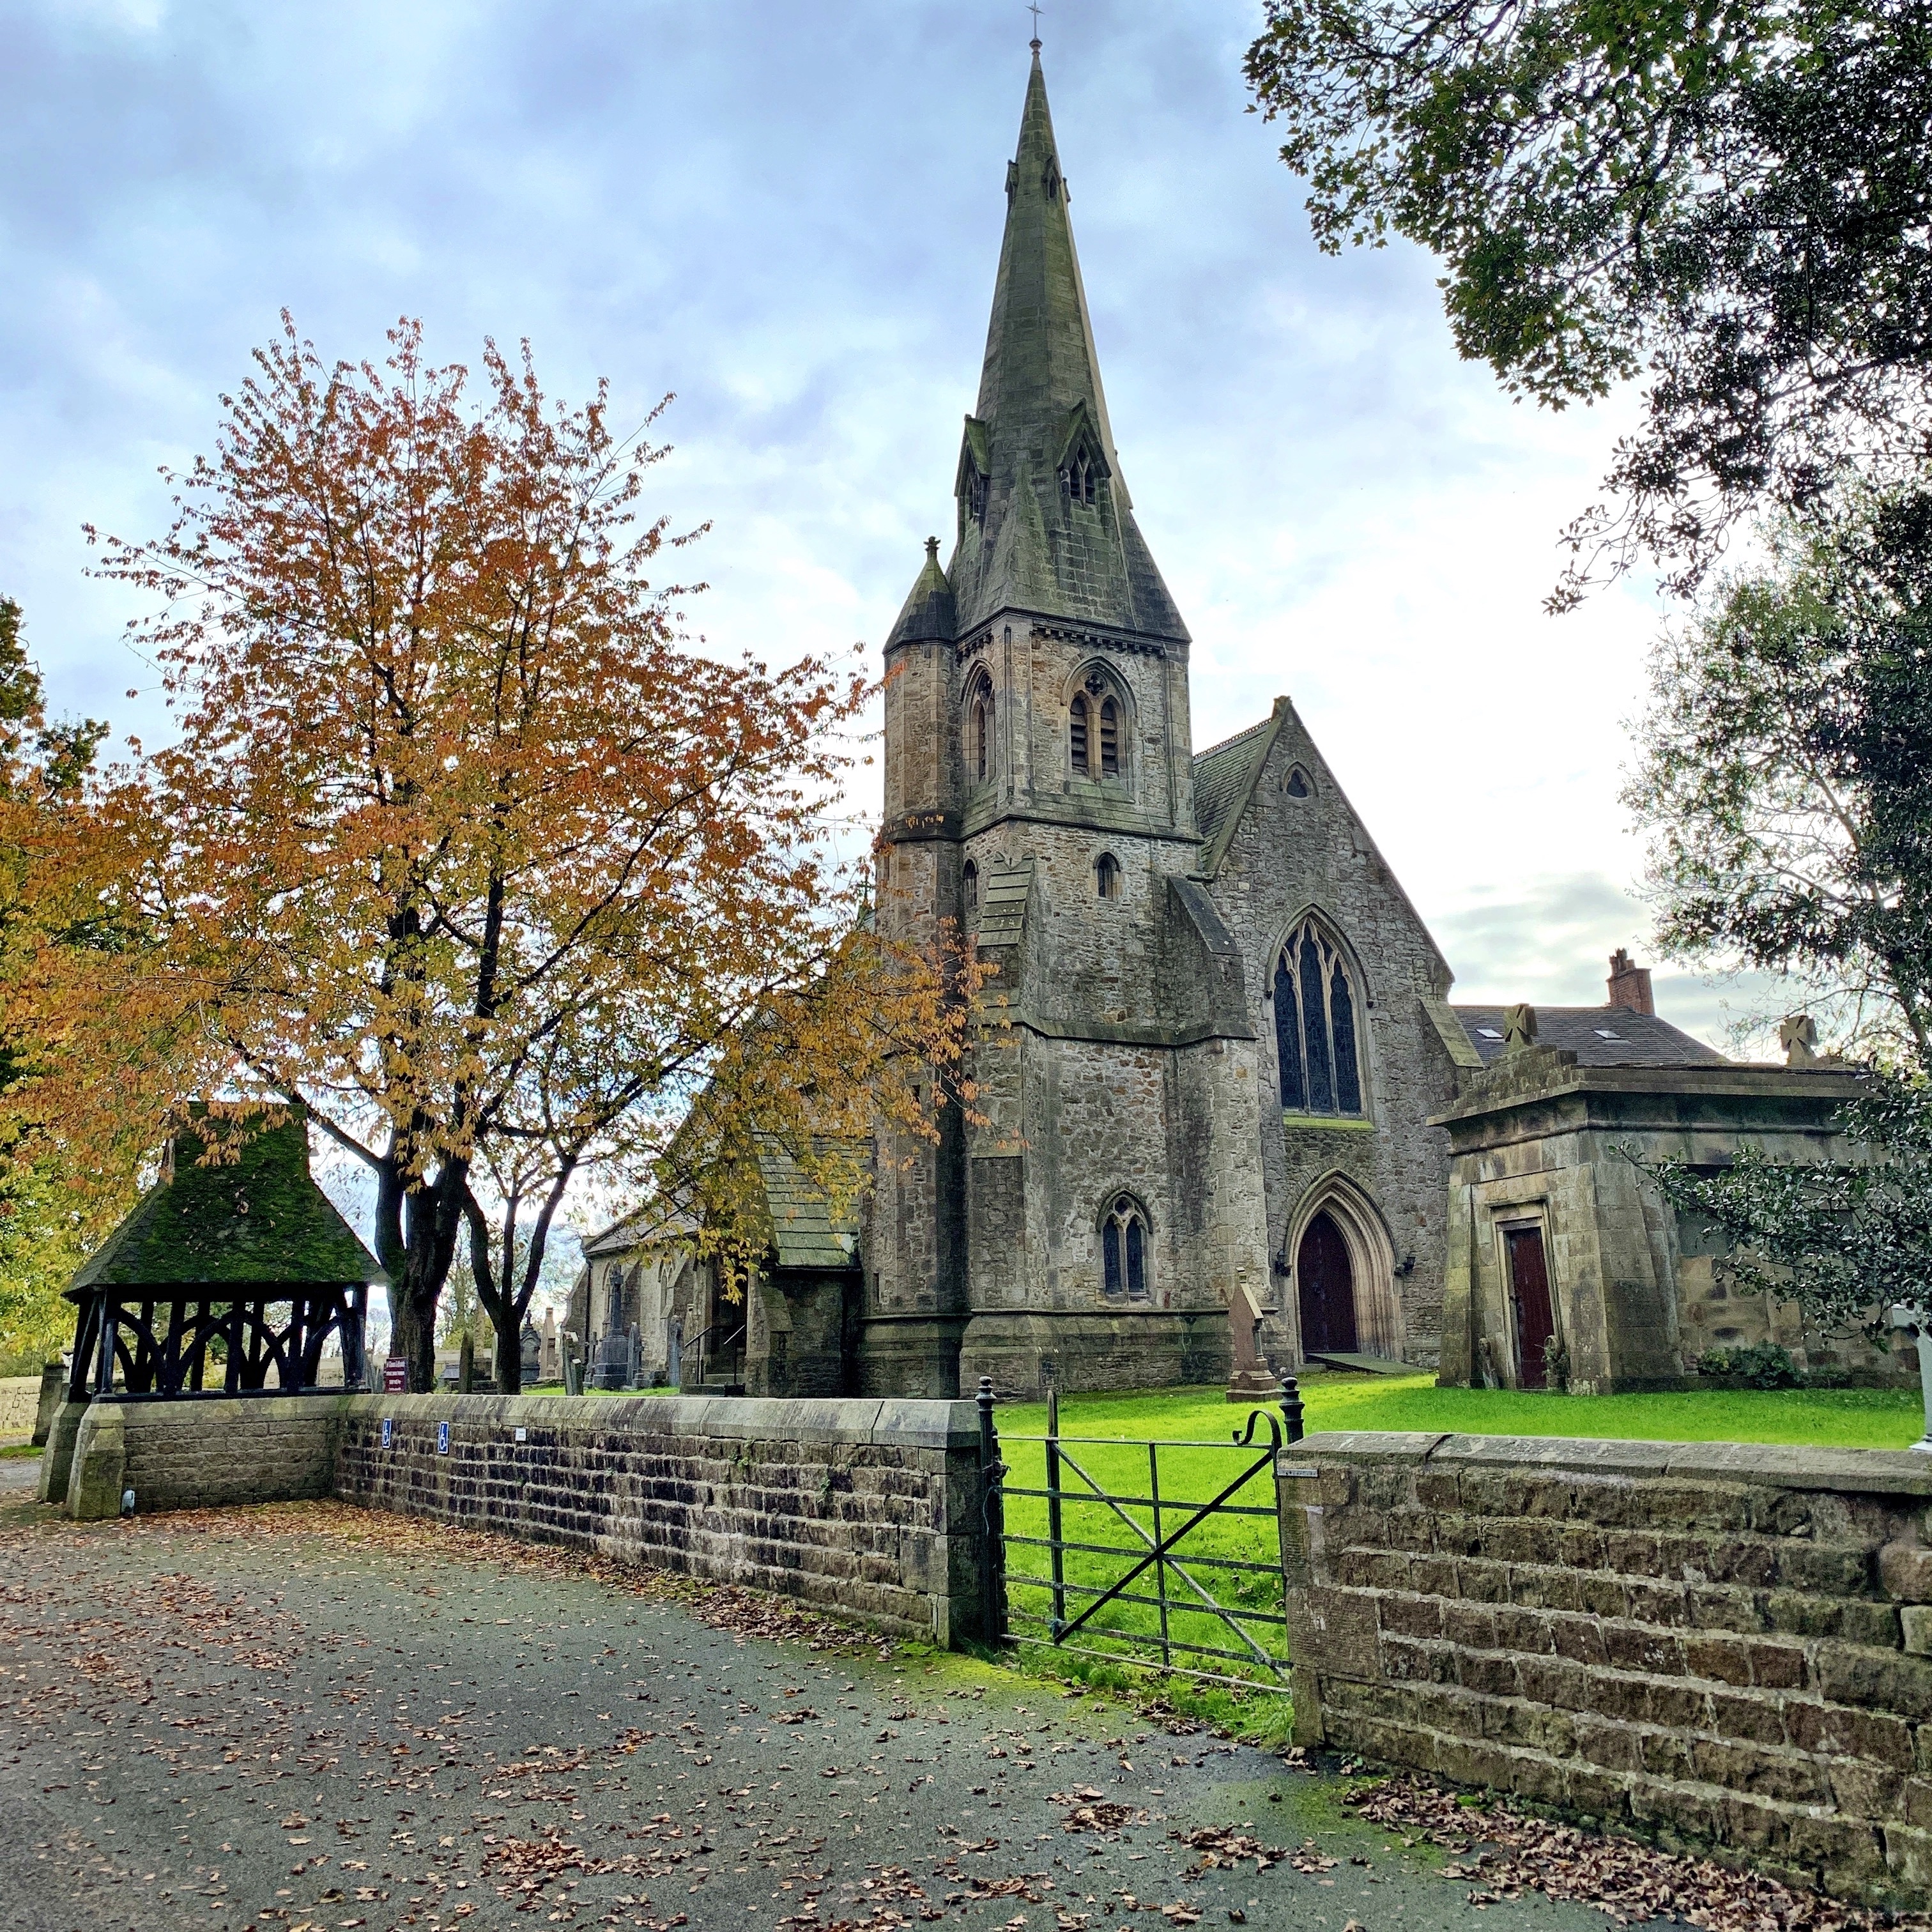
575, 50, 1855, 1404
859, 49, 1478, 1399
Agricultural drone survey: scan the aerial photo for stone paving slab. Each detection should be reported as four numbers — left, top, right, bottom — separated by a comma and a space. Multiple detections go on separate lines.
0, 1488, 1609, 1932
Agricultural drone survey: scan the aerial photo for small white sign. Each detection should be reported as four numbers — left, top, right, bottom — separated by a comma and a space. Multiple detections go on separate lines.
514, 1426, 527, 1443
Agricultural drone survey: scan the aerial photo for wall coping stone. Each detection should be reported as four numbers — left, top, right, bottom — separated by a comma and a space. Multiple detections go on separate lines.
337, 1390, 985, 1452
1289, 1430, 1932, 1496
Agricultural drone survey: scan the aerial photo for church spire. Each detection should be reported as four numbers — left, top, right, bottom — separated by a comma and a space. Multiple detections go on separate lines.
947, 50, 1187, 644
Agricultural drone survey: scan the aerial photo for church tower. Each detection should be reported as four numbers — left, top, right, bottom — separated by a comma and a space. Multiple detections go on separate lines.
863, 47, 1273, 1397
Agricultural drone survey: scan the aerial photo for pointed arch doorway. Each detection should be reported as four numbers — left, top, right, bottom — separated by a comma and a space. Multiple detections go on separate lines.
1296, 1211, 1358, 1355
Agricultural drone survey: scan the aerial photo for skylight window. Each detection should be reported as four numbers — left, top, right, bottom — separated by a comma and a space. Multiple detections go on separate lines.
1476, 1026, 1504, 1040
1593, 1028, 1625, 1041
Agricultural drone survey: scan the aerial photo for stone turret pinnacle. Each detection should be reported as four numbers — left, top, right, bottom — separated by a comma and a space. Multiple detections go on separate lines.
945, 50, 1187, 644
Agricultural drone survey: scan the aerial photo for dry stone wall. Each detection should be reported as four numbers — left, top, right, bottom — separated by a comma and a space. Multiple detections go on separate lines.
1282, 1430, 1932, 1907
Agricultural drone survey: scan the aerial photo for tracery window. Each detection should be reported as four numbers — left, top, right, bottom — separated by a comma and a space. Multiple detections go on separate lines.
1064, 442, 1097, 505
1100, 1193, 1150, 1301
1273, 918, 1365, 1117
1070, 673, 1123, 779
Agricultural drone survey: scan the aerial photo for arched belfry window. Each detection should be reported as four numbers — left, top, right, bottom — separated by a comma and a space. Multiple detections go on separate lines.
1100, 1193, 1150, 1301
1069, 672, 1123, 779
1274, 919, 1365, 1117
967, 674, 993, 784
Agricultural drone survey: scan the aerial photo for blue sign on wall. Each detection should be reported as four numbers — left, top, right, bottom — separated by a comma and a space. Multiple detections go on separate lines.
437, 1420, 450, 1456
381, 1417, 392, 1448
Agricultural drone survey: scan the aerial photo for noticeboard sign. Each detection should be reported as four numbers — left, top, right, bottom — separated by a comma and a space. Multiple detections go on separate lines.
382, 1356, 408, 1393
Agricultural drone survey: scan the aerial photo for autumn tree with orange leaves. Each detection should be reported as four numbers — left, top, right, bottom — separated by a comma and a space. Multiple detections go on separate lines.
4, 319, 974, 1391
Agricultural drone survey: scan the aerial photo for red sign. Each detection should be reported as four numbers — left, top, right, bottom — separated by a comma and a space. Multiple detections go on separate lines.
382, 1356, 408, 1393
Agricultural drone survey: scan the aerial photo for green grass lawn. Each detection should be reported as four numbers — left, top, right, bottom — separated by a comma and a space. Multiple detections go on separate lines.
990, 1374, 1926, 1726
1000, 1374, 1928, 1454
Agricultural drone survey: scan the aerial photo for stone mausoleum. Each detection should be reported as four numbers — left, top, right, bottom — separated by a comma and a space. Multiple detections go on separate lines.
575, 52, 1866, 1404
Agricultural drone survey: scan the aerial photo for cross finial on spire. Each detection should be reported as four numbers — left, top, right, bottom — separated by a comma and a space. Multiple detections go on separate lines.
1027, 1, 1042, 50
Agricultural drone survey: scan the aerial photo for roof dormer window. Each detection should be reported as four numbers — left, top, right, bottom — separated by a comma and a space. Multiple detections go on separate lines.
1064, 442, 1097, 507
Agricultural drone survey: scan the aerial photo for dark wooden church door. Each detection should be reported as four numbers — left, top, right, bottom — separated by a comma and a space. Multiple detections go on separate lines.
1506, 1226, 1556, 1389
1297, 1211, 1358, 1355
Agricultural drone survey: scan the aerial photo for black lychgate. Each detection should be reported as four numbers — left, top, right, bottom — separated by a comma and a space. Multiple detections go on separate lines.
63, 1104, 384, 1402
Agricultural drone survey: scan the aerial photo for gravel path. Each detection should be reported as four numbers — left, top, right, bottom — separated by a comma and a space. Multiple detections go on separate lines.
0, 1487, 1609, 1932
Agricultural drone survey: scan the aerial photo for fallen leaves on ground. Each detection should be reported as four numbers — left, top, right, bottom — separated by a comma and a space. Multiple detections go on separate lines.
1349, 1776, 1926, 1931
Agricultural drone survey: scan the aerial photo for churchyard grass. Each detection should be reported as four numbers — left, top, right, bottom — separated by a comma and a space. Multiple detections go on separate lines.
990, 1374, 1923, 1726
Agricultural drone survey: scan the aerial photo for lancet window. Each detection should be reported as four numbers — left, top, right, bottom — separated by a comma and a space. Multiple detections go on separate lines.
1273, 918, 1365, 1117
968, 674, 994, 783
1100, 1193, 1150, 1301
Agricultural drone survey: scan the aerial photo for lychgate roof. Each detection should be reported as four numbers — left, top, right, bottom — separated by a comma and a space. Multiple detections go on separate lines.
69, 1105, 385, 1295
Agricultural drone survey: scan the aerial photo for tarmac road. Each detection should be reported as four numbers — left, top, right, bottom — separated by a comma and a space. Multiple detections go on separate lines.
0, 1482, 1610, 1932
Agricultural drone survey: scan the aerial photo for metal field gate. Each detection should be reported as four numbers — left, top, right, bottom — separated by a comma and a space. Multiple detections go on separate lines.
981, 1381, 1305, 1692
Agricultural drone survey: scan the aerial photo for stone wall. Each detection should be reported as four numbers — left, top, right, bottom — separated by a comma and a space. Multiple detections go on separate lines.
1282, 1430, 1932, 1906
40, 1392, 342, 1519
337, 1393, 985, 1643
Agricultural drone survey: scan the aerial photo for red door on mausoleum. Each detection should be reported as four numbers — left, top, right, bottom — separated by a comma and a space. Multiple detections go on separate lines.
1297, 1211, 1358, 1355
1506, 1225, 1556, 1389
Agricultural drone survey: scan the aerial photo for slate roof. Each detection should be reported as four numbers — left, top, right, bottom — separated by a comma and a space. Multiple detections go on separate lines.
755, 1139, 862, 1273
974, 857, 1034, 951
1191, 715, 1276, 855
70, 1106, 385, 1294
1453, 1006, 1728, 1070
942, 52, 1188, 644
885, 537, 957, 650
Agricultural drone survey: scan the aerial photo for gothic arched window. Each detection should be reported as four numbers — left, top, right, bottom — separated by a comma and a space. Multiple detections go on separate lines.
1094, 852, 1120, 898
1100, 1193, 1150, 1301
1098, 696, 1119, 774
1064, 441, 1097, 505
1070, 672, 1123, 780
1069, 691, 1090, 772
968, 675, 993, 783
963, 859, 979, 917
1273, 919, 1365, 1117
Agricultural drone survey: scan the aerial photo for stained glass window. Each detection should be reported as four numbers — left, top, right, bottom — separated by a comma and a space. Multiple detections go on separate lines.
1276, 919, 1366, 1118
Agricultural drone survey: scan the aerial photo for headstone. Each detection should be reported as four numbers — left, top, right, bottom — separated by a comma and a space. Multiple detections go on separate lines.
539, 1308, 560, 1384
521, 1322, 541, 1383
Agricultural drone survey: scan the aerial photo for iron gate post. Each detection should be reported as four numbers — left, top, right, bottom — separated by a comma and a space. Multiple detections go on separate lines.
1280, 1376, 1305, 1445
977, 1375, 1007, 1644
1045, 1384, 1066, 1637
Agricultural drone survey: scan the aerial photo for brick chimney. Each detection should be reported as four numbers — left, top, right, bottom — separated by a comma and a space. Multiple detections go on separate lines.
1607, 948, 1655, 1015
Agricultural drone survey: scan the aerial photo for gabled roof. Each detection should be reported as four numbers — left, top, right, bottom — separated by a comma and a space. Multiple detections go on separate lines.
1453, 1006, 1727, 1070
70, 1106, 384, 1295
1192, 711, 1282, 873
943, 51, 1188, 644
755, 1139, 862, 1273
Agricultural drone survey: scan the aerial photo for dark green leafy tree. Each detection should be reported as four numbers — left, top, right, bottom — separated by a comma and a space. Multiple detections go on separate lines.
1623, 483, 1932, 1063
1646, 1073, 1932, 1338
1244, 0, 1932, 601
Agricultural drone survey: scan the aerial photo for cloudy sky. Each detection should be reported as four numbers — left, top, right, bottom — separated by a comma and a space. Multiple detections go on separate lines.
0, 0, 1781, 1048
